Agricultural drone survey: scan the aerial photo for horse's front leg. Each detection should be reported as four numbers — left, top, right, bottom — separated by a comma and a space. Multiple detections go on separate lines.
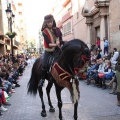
38, 87, 47, 117
74, 101, 78, 120
55, 85, 63, 120
46, 81, 55, 112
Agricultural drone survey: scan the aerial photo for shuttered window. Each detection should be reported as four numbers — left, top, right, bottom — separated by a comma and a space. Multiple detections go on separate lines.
63, 21, 71, 36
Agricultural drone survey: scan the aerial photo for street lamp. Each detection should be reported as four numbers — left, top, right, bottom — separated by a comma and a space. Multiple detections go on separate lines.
5, 4, 15, 61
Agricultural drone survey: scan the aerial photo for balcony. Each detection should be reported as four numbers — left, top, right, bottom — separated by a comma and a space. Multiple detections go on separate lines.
13, 40, 19, 48
0, 40, 5, 44
0, 35, 4, 44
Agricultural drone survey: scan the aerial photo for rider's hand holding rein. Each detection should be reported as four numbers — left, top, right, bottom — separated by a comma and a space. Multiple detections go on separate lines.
49, 40, 60, 47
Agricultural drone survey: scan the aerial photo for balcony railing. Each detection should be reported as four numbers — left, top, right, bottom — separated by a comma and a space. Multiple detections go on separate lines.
13, 40, 19, 47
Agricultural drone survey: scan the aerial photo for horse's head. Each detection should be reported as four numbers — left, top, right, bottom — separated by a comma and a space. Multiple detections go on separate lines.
59, 39, 90, 79
71, 39, 90, 79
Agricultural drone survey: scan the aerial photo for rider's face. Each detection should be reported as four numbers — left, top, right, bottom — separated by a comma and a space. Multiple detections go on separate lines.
46, 20, 53, 28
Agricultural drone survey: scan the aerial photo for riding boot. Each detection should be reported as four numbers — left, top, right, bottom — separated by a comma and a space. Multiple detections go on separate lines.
117, 92, 120, 106
38, 68, 46, 87
109, 82, 117, 94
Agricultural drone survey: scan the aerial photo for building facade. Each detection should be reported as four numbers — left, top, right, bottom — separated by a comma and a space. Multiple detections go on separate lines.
15, 0, 27, 54
51, 0, 74, 41
51, 0, 120, 51
0, 0, 27, 55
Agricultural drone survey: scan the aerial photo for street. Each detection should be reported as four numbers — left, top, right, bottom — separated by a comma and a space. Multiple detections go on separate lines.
0, 65, 120, 120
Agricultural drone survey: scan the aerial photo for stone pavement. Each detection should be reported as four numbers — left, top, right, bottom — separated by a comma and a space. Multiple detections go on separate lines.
0, 65, 120, 120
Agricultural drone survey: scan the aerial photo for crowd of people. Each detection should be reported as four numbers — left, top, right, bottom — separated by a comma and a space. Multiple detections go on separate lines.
0, 53, 28, 116
85, 47, 120, 106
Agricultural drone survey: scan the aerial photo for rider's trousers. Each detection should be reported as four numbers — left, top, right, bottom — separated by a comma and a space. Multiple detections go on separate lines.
42, 51, 53, 70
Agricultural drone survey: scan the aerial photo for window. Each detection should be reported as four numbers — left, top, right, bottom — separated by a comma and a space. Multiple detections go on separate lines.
63, 21, 71, 36
19, 12, 22, 15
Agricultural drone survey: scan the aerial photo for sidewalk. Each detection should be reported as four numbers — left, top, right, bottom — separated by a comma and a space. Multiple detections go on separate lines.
0, 65, 120, 120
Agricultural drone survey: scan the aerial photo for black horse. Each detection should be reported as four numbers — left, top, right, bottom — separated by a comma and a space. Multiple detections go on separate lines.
27, 39, 90, 120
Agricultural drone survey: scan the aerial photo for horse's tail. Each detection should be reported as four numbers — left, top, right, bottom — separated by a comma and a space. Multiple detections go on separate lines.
27, 58, 41, 95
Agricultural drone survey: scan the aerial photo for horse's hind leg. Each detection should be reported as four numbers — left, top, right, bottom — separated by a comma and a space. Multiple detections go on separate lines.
38, 87, 47, 117
74, 101, 78, 120
46, 81, 55, 112
55, 85, 63, 120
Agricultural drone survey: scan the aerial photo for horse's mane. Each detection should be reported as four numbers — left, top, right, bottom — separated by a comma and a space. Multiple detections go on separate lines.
61, 39, 86, 50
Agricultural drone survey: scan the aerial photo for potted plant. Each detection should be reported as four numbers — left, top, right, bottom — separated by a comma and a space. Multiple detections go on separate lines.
5, 32, 17, 39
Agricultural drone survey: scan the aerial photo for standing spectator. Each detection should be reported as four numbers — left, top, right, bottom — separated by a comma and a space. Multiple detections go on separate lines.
115, 64, 120, 106
96, 36, 100, 49
111, 48, 119, 67
104, 37, 109, 55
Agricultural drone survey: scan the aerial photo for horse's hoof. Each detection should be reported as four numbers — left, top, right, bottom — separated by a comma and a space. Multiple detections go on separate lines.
41, 111, 47, 117
49, 107, 55, 112
59, 117, 63, 120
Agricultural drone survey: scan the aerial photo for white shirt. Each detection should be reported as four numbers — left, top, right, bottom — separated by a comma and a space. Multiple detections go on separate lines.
98, 63, 105, 73
111, 51, 119, 64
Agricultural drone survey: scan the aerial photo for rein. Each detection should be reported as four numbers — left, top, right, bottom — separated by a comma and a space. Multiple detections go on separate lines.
74, 55, 90, 78
58, 46, 75, 76
58, 46, 90, 79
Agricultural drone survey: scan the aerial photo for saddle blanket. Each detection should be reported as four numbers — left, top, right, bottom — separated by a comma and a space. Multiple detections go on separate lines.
51, 62, 72, 89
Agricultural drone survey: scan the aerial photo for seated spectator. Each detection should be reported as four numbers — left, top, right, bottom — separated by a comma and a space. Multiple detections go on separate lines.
95, 58, 105, 87
100, 49, 104, 58
100, 60, 114, 89
0, 75, 14, 96
90, 51, 96, 62
86, 60, 98, 85
0, 89, 8, 113
96, 50, 101, 60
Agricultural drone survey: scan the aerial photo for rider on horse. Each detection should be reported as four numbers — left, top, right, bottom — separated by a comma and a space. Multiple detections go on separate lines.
39, 14, 63, 87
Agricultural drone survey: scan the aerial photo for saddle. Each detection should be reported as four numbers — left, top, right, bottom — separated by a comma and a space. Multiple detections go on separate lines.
46, 48, 61, 72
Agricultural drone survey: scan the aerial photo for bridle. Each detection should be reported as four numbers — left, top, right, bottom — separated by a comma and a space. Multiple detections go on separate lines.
74, 55, 90, 78
58, 45, 90, 79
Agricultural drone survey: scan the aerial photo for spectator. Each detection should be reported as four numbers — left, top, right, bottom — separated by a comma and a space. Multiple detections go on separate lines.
104, 37, 109, 55
100, 60, 113, 89
96, 58, 105, 87
111, 48, 119, 67
96, 36, 100, 49
96, 50, 101, 60
100, 49, 104, 58
86, 60, 99, 85
115, 62, 120, 106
